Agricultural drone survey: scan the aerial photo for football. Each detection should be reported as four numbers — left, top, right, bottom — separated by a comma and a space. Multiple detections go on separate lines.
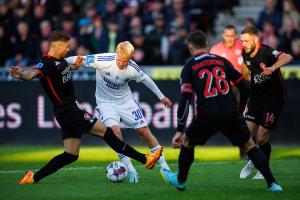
106, 161, 128, 182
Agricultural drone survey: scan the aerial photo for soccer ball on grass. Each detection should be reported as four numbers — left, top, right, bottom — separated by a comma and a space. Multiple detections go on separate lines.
106, 161, 128, 182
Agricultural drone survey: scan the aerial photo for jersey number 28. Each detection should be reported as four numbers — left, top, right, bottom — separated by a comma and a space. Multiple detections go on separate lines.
198, 66, 229, 98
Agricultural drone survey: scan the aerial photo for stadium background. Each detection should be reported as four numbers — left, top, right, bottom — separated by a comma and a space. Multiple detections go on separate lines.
0, 0, 300, 145
1, 1, 300, 199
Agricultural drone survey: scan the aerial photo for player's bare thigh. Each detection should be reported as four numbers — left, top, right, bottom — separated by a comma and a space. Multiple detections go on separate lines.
246, 120, 258, 135
88, 120, 107, 138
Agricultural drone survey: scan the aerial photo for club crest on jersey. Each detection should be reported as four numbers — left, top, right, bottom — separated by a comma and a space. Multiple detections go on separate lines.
84, 113, 91, 120
272, 50, 280, 57
86, 55, 95, 64
36, 62, 43, 69
246, 61, 251, 66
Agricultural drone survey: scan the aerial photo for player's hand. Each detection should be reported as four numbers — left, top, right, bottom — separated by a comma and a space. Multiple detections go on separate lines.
160, 97, 172, 108
172, 131, 183, 148
260, 63, 275, 76
9, 66, 23, 79
72, 56, 84, 69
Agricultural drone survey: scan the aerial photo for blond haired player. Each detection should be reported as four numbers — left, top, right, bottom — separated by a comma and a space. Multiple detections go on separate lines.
68, 41, 172, 183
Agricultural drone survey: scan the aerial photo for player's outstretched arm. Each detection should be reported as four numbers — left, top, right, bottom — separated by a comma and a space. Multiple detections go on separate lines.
140, 74, 166, 101
66, 56, 84, 70
260, 53, 293, 75
9, 66, 40, 80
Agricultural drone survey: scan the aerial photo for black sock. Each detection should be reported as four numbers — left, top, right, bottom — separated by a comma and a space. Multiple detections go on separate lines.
178, 145, 194, 183
33, 152, 78, 183
259, 142, 271, 164
103, 127, 146, 164
247, 147, 276, 187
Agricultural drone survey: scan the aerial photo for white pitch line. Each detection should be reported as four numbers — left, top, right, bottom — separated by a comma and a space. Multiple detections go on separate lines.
0, 161, 230, 174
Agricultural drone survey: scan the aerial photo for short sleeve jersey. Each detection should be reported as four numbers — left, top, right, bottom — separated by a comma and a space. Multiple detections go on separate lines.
81, 53, 146, 103
242, 44, 287, 107
32, 54, 76, 107
180, 52, 244, 119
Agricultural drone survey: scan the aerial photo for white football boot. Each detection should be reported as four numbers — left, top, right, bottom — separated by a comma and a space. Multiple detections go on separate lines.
240, 160, 254, 179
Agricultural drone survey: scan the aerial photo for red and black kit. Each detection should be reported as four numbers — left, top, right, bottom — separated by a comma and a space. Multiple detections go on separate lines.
33, 54, 97, 139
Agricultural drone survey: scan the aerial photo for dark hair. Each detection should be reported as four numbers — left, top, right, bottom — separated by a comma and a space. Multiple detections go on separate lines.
241, 26, 259, 36
224, 24, 237, 33
49, 30, 70, 43
187, 30, 207, 49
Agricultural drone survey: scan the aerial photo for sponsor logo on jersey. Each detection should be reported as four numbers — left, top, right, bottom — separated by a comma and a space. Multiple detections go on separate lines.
61, 65, 72, 83
103, 77, 122, 89
86, 55, 95, 64
36, 62, 43, 69
253, 73, 271, 84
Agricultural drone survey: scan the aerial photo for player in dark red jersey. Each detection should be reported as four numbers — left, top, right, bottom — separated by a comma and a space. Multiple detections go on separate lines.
239, 26, 293, 180
160, 30, 282, 193
9, 30, 162, 185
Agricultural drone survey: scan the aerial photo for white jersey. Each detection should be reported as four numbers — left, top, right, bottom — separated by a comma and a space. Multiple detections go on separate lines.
67, 53, 164, 104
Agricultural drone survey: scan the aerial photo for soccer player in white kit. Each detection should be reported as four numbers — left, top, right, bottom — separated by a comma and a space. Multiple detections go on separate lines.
68, 41, 172, 183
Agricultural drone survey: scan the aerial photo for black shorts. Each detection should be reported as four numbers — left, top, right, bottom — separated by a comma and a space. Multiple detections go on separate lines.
245, 103, 283, 130
185, 116, 250, 146
54, 104, 97, 140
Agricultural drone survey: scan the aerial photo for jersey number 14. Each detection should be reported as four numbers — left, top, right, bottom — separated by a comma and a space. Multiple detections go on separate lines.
199, 66, 230, 98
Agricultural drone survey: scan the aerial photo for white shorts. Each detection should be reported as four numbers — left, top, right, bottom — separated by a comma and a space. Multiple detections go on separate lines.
96, 100, 147, 129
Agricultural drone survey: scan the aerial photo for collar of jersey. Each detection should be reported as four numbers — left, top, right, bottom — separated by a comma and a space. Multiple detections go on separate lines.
195, 51, 206, 55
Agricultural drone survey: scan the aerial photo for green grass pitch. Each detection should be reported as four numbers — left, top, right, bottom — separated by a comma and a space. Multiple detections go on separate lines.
0, 146, 300, 200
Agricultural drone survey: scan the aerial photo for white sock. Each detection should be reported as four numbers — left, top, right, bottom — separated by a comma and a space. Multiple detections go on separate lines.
150, 145, 170, 170
117, 153, 136, 173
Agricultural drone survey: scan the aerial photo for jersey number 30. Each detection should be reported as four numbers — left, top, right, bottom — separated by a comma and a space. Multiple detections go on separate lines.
198, 66, 229, 98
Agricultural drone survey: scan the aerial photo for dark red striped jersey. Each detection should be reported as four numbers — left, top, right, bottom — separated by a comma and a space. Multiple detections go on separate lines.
177, 52, 249, 131
242, 44, 287, 107
32, 54, 75, 107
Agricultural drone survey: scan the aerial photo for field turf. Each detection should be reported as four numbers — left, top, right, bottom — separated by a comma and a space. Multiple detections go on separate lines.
0, 146, 299, 200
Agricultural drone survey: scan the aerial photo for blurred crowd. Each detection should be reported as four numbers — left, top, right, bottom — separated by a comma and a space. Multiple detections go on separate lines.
0, 0, 299, 67
256, 0, 300, 64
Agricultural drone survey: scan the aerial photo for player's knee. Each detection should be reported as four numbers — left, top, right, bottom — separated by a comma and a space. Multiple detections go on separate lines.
90, 120, 106, 137
109, 126, 123, 140
113, 131, 123, 140
241, 138, 256, 152
256, 136, 267, 146
137, 127, 151, 137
